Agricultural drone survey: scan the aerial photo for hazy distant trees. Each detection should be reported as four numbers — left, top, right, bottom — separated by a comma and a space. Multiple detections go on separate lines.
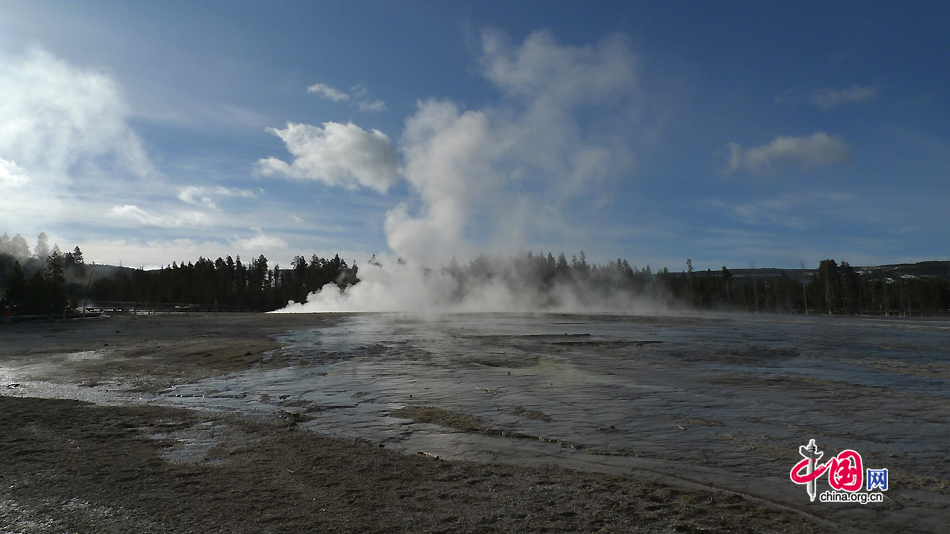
34, 232, 50, 260
477, 254, 950, 316
0, 233, 80, 315
439, 252, 669, 310
0, 232, 33, 259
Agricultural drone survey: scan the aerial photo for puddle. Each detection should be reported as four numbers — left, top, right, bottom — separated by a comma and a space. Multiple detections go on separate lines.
0, 376, 146, 405
150, 421, 236, 464
65, 350, 107, 362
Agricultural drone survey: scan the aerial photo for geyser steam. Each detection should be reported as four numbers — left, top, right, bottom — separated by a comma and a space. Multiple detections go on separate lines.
265, 30, 645, 312
277, 253, 668, 314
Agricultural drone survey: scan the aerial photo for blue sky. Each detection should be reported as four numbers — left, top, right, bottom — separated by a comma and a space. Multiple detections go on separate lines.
1, 1, 947, 271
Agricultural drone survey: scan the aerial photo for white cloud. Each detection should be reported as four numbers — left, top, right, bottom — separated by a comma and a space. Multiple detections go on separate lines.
306, 82, 350, 102
356, 99, 386, 112
307, 82, 386, 112
711, 191, 859, 234
108, 204, 209, 227
177, 185, 256, 209
713, 193, 813, 229
229, 227, 289, 251
256, 122, 400, 192
810, 86, 877, 109
726, 132, 851, 176
77, 237, 255, 270
481, 29, 637, 105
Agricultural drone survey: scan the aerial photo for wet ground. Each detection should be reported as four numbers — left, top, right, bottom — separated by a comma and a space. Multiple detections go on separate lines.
2, 312, 948, 533
143, 312, 949, 533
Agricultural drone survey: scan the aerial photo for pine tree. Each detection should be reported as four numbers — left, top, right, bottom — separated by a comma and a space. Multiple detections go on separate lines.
5, 261, 27, 308
46, 251, 68, 314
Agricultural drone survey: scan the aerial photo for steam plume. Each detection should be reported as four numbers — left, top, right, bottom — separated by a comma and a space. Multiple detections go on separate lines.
276, 253, 668, 314
274, 30, 647, 312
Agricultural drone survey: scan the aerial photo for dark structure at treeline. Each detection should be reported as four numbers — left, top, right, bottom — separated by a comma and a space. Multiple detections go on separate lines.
1, 238, 949, 316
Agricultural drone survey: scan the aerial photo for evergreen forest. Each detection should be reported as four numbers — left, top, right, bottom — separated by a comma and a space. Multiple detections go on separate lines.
2, 232, 949, 317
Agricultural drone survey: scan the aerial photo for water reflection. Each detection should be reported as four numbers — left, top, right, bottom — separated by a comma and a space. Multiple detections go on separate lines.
161, 312, 950, 530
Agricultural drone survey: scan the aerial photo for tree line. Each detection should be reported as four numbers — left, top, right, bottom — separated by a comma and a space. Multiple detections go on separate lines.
437, 252, 950, 316
0, 232, 358, 314
2, 232, 948, 316
667, 258, 950, 316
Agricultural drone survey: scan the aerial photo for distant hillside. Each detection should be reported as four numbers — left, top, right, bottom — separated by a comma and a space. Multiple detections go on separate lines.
857, 261, 950, 278
704, 261, 950, 280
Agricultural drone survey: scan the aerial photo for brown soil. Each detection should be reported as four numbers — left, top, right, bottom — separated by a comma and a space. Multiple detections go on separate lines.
0, 314, 834, 533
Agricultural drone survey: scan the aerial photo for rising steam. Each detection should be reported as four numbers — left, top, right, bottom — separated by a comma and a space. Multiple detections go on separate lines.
270, 30, 647, 313
276, 253, 670, 314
